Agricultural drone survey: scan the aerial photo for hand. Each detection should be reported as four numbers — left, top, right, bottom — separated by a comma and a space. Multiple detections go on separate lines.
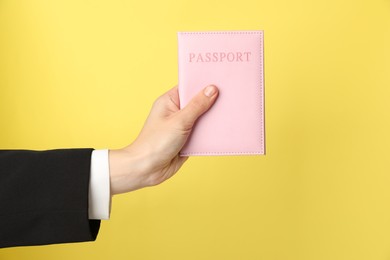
109, 85, 219, 195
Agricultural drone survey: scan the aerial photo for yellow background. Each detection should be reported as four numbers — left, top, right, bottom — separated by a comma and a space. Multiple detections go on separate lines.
0, 0, 389, 259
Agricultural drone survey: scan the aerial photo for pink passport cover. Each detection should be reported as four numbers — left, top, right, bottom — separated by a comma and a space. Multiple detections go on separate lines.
178, 30, 265, 156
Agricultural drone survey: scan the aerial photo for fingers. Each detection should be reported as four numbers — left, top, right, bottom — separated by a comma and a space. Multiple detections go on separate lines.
178, 85, 219, 129
176, 155, 189, 167
149, 86, 181, 118
155, 86, 180, 105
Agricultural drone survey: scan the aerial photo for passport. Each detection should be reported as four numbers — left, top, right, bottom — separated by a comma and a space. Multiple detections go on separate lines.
178, 30, 265, 156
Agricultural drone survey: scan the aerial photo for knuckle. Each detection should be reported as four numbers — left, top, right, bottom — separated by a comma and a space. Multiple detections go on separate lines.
152, 96, 163, 107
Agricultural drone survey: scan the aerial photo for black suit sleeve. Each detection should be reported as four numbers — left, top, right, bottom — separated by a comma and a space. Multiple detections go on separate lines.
0, 149, 100, 248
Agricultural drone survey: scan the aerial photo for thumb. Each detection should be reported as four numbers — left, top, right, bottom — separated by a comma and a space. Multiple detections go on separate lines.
178, 85, 219, 129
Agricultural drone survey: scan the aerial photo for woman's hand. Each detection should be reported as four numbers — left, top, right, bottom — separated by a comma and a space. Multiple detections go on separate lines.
109, 85, 219, 195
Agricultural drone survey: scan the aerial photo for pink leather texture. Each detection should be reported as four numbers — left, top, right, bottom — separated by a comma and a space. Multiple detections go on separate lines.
178, 31, 265, 156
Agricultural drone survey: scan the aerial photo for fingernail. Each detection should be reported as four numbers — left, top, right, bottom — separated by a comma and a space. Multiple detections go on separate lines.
204, 85, 217, 97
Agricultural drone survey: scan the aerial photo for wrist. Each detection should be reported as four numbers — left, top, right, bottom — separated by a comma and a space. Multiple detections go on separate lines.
108, 145, 151, 195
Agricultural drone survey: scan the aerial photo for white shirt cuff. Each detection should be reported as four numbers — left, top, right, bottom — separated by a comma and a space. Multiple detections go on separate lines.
89, 149, 111, 220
